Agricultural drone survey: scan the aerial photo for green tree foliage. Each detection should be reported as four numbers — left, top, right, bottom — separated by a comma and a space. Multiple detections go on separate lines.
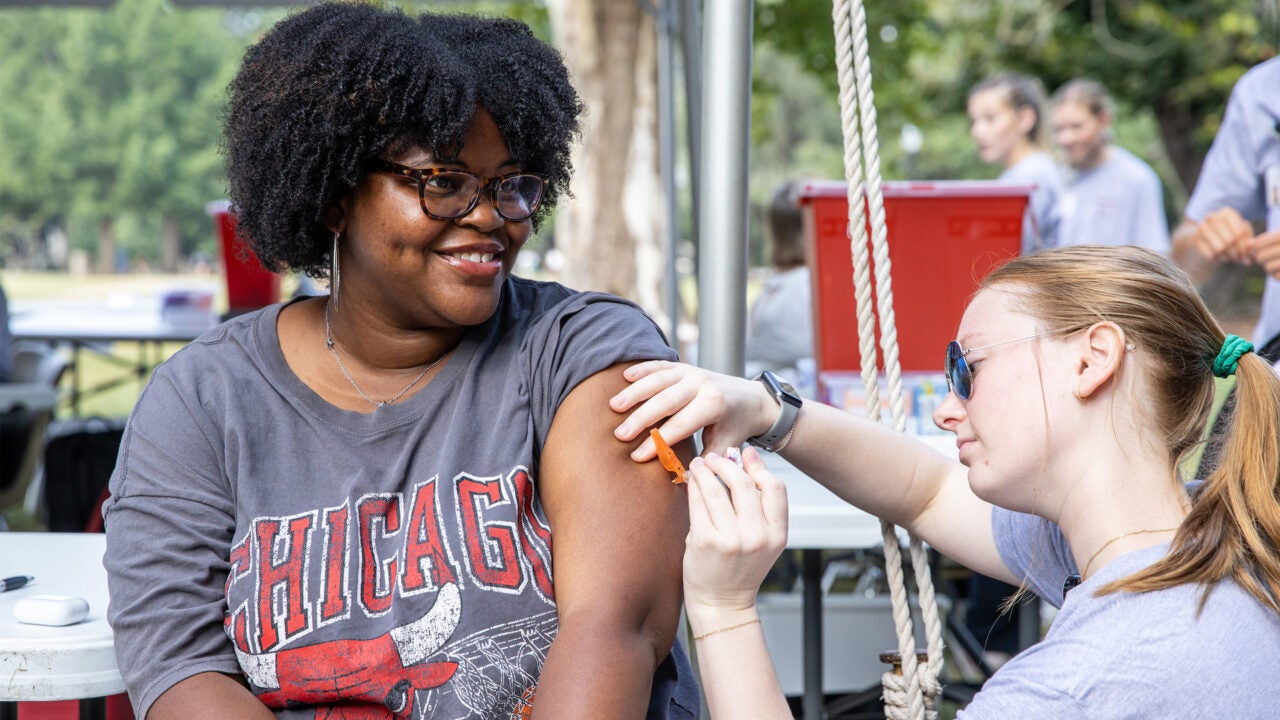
0, 0, 276, 270
0, 19, 77, 251
754, 0, 1279, 203
934, 0, 1278, 192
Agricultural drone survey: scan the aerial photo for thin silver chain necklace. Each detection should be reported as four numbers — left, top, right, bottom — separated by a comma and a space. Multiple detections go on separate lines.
323, 301, 446, 408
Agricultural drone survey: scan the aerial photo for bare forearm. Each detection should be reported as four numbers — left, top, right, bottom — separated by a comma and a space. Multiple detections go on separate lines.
690, 607, 791, 720
531, 621, 667, 719
779, 400, 958, 530
147, 672, 275, 720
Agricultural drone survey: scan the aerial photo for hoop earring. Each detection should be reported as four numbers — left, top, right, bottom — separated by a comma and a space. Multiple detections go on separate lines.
330, 231, 340, 310
1074, 385, 1085, 401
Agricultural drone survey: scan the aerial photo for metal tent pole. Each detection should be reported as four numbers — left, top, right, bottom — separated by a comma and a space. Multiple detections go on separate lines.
695, 0, 752, 377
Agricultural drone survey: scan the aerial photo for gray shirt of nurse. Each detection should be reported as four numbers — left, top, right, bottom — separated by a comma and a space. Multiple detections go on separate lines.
955, 506, 1280, 719
102, 278, 699, 720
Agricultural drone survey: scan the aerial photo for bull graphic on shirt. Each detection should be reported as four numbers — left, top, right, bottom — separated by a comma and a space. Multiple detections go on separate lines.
236, 583, 462, 717
226, 471, 557, 717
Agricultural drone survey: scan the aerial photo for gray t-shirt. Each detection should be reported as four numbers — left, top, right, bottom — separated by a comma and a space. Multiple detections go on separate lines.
1000, 150, 1063, 254
103, 278, 698, 719
745, 266, 813, 376
956, 507, 1280, 718
1056, 147, 1170, 253
1185, 57, 1280, 347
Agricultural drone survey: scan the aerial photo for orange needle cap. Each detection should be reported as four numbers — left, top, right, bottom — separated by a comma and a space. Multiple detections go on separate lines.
650, 428, 687, 484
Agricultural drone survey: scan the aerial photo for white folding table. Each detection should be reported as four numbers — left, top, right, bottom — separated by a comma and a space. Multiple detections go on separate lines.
0, 532, 121, 719
771, 433, 957, 719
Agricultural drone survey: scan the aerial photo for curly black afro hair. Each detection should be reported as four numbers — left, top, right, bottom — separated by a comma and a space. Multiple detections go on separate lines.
222, 2, 583, 277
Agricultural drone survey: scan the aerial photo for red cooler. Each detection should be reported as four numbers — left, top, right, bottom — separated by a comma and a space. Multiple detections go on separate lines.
798, 180, 1030, 376
207, 200, 281, 317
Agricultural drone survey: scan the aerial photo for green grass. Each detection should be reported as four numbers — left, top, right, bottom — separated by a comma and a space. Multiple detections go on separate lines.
3, 269, 305, 419
2, 270, 282, 525
62, 341, 188, 419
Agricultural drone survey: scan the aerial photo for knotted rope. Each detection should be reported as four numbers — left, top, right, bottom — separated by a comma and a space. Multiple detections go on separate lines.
830, 0, 944, 717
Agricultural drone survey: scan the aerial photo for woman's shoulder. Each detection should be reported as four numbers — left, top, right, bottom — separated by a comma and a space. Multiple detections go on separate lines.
505, 275, 576, 310
1002, 151, 1063, 187
1057, 545, 1280, 652
133, 304, 287, 429
990, 507, 1075, 605
1105, 147, 1161, 184
155, 303, 280, 383
1237, 56, 1280, 96
1008, 570, 1280, 717
506, 276, 647, 315
502, 276, 665, 340
969, 562, 1278, 710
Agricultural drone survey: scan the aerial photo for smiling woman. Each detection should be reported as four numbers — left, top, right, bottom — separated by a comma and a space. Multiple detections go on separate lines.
100, 4, 699, 720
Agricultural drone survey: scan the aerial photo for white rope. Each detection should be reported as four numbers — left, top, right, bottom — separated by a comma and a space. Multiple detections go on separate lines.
830, 0, 944, 717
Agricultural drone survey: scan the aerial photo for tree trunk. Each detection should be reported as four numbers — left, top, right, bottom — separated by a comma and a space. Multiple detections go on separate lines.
548, 0, 667, 322
95, 216, 116, 274
1152, 93, 1205, 204
161, 215, 181, 273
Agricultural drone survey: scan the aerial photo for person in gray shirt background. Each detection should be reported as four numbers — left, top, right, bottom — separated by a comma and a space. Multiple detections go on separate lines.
967, 73, 1063, 254
1051, 79, 1170, 253
1172, 57, 1280, 356
745, 181, 814, 381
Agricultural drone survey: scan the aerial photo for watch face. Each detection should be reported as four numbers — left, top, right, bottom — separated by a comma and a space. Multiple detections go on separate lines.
777, 380, 802, 407
763, 371, 802, 407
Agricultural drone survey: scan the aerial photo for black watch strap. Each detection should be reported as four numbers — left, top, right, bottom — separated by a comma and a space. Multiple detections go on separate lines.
746, 371, 802, 452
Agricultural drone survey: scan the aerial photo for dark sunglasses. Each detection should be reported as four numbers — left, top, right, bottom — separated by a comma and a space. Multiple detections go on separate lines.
944, 330, 1062, 401
369, 159, 548, 222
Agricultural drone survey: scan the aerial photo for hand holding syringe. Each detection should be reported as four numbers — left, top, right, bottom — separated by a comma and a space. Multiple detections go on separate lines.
649, 429, 746, 484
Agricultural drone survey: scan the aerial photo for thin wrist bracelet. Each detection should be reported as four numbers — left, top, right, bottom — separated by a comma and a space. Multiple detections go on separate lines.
693, 617, 761, 641
773, 419, 798, 453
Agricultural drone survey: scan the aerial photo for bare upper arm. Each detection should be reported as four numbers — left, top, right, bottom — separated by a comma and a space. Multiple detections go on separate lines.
539, 361, 689, 644
147, 672, 275, 720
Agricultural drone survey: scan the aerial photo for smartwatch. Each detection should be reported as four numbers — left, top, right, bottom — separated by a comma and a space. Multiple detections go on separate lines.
746, 370, 803, 452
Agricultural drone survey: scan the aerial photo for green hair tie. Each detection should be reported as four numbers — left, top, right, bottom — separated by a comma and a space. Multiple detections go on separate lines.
1211, 334, 1254, 378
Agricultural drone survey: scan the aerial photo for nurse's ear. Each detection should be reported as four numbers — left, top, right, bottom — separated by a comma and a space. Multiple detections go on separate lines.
1074, 321, 1126, 400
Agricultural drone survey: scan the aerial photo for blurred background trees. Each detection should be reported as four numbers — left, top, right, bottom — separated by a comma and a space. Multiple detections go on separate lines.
0, 0, 1275, 318
0, 0, 267, 272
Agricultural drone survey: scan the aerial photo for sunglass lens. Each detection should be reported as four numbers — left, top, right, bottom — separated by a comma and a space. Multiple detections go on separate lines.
945, 341, 971, 400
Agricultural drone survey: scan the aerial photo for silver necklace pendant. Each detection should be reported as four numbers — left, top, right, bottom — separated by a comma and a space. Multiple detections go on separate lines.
323, 301, 445, 409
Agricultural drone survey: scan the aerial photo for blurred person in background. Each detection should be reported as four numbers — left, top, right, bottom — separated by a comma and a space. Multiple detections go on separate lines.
745, 181, 814, 383
1172, 57, 1280, 361
968, 73, 1062, 254
1051, 78, 1170, 253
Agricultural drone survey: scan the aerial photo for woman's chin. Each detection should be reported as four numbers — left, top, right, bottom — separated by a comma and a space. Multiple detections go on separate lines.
966, 471, 1007, 507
